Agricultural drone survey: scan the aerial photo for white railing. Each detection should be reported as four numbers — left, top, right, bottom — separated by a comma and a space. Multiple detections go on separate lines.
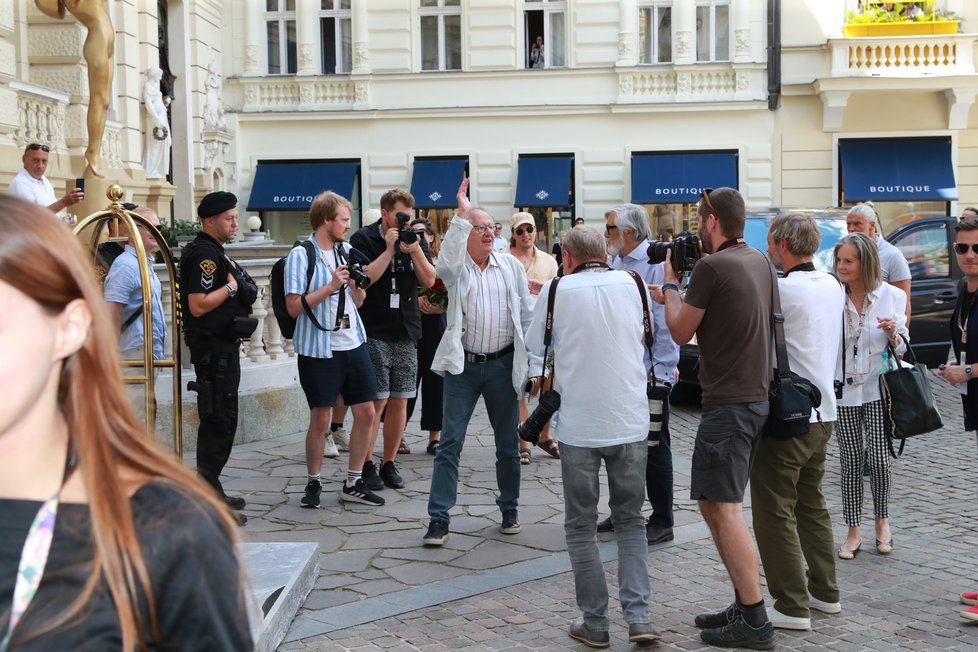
11, 82, 68, 149
239, 76, 357, 112
830, 34, 977, 77
617, 64, 763, 103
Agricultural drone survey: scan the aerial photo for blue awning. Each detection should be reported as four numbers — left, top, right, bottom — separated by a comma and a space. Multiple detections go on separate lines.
410, 159, 468, 208
247, 161, 359, 211
631, 152, 738, 203
840, 138, 957, 202
515, 156, 573, 208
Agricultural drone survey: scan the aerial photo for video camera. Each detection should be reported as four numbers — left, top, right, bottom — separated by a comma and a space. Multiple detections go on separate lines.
647, 231, 701, 273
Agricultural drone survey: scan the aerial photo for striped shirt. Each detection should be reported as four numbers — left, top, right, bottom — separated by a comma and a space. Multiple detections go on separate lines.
461, 256, 514, 354
285, 236, 366, 358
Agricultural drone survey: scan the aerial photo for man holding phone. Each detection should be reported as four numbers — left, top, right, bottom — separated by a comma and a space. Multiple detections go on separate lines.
8, 143, 84, 215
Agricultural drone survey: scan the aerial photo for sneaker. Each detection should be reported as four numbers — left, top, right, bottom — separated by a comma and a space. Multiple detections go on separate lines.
340, 479, 385, 506
766, 606, 810, 631
700, 614, 776, 650
961, 591, 978, 606
331, 427, 350, 451
695, 602, 741, 629
323, 434, 340, 458
961, 603, 978, 621
500, 508, 521, 534
568, 620, 609, 649
380, 460, 405, 489
808, 592, 842, 614
362, 460, 384, 491
423, 518, 449, 546
300, 479, 322, 508
628, 622, 660, 643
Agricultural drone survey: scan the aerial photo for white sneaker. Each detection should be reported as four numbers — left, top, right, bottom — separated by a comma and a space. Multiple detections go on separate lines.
808, 593, 842, 614
323, 434, 340, 458
331, 427, 350, 451
766, 606, 811, 631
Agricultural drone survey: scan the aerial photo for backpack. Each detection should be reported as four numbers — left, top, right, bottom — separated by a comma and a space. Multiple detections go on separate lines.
271, 240, 315, 340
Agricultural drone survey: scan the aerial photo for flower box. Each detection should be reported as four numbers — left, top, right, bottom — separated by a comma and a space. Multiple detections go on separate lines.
844, 20, 959, 37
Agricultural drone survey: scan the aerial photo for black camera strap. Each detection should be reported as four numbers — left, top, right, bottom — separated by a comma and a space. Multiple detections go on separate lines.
766, 256, 794, 383
542, 276, 561, 378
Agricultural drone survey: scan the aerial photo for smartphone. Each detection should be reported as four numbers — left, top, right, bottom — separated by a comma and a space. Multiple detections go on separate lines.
75, 177, 85, 193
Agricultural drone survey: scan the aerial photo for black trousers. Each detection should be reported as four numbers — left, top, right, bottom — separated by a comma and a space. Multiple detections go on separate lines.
191, 346, 241, 495
405, 312, 446, 431
646, 389, 674, 528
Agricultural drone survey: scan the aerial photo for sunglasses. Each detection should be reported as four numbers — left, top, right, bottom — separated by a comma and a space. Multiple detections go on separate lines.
514, 225, 534, 236
25, 143, 50, 153
955, 243, 978, 255
604, 224, 618, 232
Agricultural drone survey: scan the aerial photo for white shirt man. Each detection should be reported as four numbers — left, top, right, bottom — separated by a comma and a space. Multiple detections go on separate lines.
8, 143, 84, 214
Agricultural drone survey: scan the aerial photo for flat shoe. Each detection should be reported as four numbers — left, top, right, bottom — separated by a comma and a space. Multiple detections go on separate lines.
520, 448, 532, 465
398, 442, 411, 455
876, 538, 893, 555
838, 542, 861, 560
537, 437, 560, 459
426, 439, 439, 455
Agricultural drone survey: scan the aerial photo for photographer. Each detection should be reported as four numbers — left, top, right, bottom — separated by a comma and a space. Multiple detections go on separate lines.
598, 203, 679, 546
179, 191, 258, 525
657, 187, 775, 648
350, 189, 435, 491
526, 226, 660, 647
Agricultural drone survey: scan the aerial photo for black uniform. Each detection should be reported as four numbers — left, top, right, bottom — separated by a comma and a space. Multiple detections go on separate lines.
179, 231, 255, 497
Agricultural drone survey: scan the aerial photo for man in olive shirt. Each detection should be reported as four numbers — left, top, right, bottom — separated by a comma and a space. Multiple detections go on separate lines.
658, 187, 775, 650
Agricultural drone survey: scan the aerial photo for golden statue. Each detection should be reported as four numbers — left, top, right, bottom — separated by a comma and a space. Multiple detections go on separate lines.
35, 0, 114, 178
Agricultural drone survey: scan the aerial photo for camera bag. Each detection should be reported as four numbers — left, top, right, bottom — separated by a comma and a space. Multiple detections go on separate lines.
765, 260, 822, 439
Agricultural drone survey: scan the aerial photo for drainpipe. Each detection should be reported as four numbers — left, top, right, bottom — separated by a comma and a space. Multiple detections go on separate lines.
767, 0, 781, 111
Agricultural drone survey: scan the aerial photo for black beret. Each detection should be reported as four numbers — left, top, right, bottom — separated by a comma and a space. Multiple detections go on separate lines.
197, 191, 237, 219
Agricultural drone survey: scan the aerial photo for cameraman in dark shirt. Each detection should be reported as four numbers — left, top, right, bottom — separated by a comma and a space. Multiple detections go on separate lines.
179, 191, 257, 525
350, 189, 436, 490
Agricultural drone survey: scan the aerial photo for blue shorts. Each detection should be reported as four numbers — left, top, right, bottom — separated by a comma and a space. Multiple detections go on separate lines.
690, 401, 769, 503
297, 344, 377, 408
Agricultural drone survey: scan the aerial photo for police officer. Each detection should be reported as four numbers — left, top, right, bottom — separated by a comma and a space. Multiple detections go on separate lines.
179, 191, 257, 525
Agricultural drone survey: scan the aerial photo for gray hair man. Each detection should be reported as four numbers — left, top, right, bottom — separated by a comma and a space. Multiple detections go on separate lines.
600, 203, 680, 545
750, 212, 845, 631
845, 203, 911, 322
526, 225, 659, 647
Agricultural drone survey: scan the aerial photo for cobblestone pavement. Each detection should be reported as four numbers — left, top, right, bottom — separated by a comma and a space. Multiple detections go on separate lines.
223, 375, 978, 651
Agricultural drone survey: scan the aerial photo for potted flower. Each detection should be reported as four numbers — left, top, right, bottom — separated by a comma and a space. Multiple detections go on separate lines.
844, 1, 960, 37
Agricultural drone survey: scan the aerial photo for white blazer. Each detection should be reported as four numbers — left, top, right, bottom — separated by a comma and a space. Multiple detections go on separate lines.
431, 215, 542, 397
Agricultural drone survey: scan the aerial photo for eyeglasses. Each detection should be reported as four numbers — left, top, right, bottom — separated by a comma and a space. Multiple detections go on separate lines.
514, 225, 534, 236
25, 143, 50, 153
955, 243, 978, 255
472, 224, 492, 233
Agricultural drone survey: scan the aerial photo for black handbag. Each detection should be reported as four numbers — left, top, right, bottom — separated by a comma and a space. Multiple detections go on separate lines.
878, 335, 943, 458
764, 260, 822, 439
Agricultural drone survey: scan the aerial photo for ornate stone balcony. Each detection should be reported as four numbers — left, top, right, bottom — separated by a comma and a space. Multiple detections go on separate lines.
10, 80, 67, 148
829, 34, 977, 77
239, 75, 358, 113
615, 64, 766, 104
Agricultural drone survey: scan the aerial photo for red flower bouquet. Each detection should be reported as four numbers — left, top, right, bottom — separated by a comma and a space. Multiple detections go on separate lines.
420, 277, 448, 309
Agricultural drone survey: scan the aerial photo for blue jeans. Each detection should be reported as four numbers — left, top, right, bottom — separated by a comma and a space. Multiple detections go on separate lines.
560, 440, 650, 631
427, 352, 520, 522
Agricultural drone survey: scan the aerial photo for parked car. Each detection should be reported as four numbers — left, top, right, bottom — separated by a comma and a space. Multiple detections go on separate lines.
671, 212, 960, 403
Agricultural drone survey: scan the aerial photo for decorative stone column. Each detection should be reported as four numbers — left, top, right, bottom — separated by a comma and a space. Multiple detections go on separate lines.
616, 0, 639, 67
672, 0, 695, 66
731, 0, 752, 64
243, 0, 263, 77
351, 0, 370, 75
296, 1, 318, 76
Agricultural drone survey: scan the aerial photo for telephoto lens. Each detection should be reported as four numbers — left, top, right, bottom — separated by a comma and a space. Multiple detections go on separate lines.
517, 390, 561, 444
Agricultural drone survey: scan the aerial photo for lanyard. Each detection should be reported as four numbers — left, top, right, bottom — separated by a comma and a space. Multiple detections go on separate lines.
0, 452, 76, 652
959, 290, 977, 346
716, 237, 746, 252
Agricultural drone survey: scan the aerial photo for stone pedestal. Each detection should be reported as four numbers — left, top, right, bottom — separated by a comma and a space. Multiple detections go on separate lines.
72, 172, 119, 220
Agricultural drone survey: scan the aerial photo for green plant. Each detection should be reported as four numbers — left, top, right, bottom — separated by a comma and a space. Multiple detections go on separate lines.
845, 1, 957, 25
158, 219, 199, 247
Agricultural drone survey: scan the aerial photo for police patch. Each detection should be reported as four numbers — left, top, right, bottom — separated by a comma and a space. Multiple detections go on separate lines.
200, 259, 217, 275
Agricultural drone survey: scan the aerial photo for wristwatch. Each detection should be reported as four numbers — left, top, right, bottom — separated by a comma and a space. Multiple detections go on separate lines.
226, 283, 237, 298
966, 365, 973, 378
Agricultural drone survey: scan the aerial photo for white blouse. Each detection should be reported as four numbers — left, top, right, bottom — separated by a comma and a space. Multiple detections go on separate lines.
838, 283, 909, 407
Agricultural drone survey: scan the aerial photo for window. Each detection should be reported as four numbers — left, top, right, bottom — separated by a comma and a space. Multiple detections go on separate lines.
696, 0, 730, 62
524, 0, 566, 69
319, 1, 352, 75
265, 0, 297, 75
639, 2, 672, 65
419, 0, 461, 72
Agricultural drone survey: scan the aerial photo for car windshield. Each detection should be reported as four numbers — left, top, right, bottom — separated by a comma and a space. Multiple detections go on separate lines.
743, 215, 848, 273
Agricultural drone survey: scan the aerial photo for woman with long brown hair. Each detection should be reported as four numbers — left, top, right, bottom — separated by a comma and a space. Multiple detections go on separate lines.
0, 196, 251, 650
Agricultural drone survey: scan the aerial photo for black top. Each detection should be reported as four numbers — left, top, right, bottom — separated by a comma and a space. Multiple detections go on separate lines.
178, 232, 248, 340
349, 221, 431, 342
0, 482, 252, 651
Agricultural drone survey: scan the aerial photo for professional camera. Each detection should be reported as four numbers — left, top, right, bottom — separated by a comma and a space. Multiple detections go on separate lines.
647, 231, 702, 273
517, 389, 561, 445
337, 247, 371, 289
396, 211, 417, 245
